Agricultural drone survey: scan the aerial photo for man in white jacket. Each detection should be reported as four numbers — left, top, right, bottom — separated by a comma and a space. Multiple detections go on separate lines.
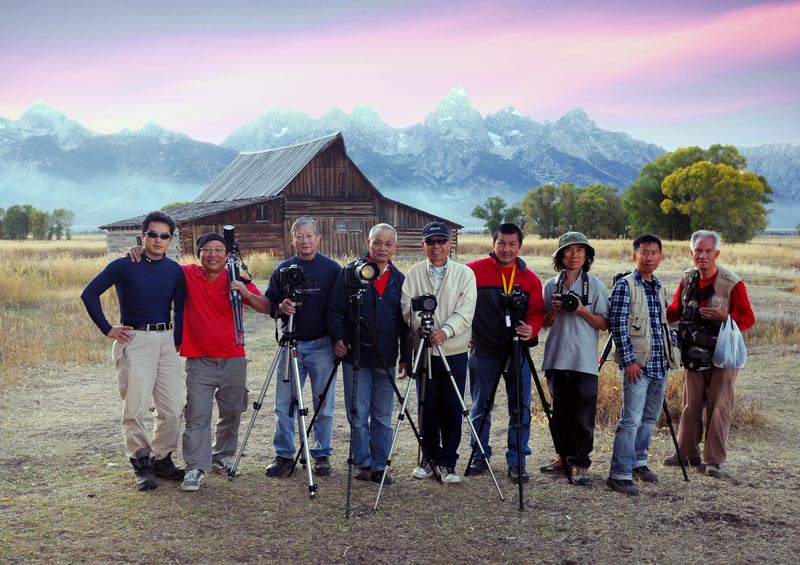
401, 222, 477, 484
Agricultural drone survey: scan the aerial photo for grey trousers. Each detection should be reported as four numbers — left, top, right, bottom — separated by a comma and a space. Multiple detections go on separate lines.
182, 356, 248, 471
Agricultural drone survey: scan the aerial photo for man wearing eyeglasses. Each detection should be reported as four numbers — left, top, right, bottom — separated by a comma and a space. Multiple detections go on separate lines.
401, 222, 477, 484
81, 211, 186, 491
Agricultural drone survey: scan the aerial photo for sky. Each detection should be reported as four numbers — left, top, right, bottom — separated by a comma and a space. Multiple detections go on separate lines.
2, 0, 800, 150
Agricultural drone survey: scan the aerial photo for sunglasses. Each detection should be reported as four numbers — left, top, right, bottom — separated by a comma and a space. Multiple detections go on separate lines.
145, 231, 172, 240
425, 238, 449, 246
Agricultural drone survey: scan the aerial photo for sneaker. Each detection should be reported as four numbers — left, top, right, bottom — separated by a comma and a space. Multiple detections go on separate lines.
152, 452, 185, 481
371, 470, 395, 485
632, 465, 659, 483
181, 469, 205, 491
130, 448, 157, 491
507, 465, 530, 483
412, 458, 435, 479
571, 466, 591, 486
467, 457, 489, 475
663, 454, 702, 467
540, 457, 564, 474
354, 466, 371, 481
265, 456, 293, 478
439, 466, 461, 484
313, 456, 332, 477
706, 463, 723, 478
606, 477, 640, 496
212, 455, 241, 477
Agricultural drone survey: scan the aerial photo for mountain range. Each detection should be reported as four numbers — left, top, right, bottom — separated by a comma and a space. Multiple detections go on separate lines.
1, 87, 798, 229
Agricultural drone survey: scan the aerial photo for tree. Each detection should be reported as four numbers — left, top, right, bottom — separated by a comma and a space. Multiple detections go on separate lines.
574, 184, 627, 238
661, 162, 769, 242
522, 184, 560, 238
0, 207, 4, 238
51, 208, 76, 240
162, 201, 190, 212
29, 209, 50, 240
3, 204, 34, 239
472, 196, 523, 234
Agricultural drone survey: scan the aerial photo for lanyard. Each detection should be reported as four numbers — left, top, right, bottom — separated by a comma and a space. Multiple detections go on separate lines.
501, 263, 517, 294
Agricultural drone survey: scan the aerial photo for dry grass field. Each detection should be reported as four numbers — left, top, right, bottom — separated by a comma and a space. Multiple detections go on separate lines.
1, 234, 799, 564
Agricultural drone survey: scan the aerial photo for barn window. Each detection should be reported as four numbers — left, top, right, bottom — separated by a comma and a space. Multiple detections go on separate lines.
335, 220, 362, 233
336, 220, 348, 232
349, 220, 362, 232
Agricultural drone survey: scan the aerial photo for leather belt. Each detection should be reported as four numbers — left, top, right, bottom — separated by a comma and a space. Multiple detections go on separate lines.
127, 322, 173, 332
296, 335, 325, 342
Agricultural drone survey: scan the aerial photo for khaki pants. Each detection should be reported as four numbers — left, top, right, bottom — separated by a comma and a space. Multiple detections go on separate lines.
677, 366, 739, 465
113, 329, 182, 459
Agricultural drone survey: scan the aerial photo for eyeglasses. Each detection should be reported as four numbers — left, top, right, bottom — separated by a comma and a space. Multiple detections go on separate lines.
425, 238, 449, 246
145, 231, 172, 240
200, 246, 227, 255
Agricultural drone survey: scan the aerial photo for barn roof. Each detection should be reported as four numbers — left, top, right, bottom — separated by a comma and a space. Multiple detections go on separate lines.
193, 132, 342, 202
99, 197, 275, 229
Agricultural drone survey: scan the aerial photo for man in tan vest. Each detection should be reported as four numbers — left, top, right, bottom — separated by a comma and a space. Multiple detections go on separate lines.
666, 230, 755, 477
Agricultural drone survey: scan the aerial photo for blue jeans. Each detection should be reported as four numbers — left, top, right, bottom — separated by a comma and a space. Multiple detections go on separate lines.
272, 337, 336, 460
342, 364, 395, 472
609, 371, 667, 480
468, 351, 532, 466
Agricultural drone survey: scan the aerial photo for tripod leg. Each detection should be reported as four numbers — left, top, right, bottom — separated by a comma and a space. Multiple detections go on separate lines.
228, 343, 282, 479
663, 398, 690, 482
435, 345, 505, 501
291, 359, 340, 472
288, 344, 317, 499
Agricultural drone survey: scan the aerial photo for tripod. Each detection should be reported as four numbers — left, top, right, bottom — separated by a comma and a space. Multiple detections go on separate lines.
228, 311, 319, 498
381, 312, 505, 506
598, 335, 689, 482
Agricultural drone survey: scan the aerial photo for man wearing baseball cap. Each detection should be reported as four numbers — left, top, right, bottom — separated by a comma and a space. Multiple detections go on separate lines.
401, 222, 477, 484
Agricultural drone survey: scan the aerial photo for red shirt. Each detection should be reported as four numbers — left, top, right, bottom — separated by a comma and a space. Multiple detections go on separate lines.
180, 263, 262, 358
667, 272, 755, 331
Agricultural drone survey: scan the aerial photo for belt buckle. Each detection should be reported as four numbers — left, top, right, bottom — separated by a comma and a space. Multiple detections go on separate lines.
155, 322, 167, 332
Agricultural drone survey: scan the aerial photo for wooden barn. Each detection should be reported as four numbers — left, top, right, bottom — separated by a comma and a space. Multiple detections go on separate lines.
101, 132, 462, 261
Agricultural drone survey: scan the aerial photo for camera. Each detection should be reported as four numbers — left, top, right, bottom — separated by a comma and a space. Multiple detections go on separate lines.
411, 293, 437, 314
557, 290, 581, 313
501, 286, 529, 321
344, 260, 379, 290
279, 264, 306, 289
223, 224, 239, 254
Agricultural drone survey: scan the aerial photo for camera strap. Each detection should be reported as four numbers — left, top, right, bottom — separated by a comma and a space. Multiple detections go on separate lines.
500, 263, 517, 294
557, 270, 591, 305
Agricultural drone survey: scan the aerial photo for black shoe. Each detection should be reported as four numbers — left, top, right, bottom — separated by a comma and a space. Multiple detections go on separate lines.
354, 467, 371, 481
539, 457, 564, 474
606, 477, 640, 496
314, 456, 332, 477
663, 454, 702, 467
371, 470, 395, 485
508, 465, 530, 483
153, 452, 185, 481
265, 456, 293, 478
632, 465, 659, 483
468, 458, 489, 475
130, 449, 157, 491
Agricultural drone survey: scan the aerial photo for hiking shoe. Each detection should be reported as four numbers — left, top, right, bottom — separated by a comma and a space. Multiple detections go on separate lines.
706, 463, 723, 478
508, 465, 530, 483
540, 457, 564, 474
212, 455, 241, 477
467, 458, 489, 475
632, 466, 659, 483
313, 456, 332, 477
354, 466, 371, 481
130, 448, 157, 491
181, 469, 205, 491
571, 466, 591, 486
663, 454, 701, 467
439, 466, 461, 484
265, 456, 293, 478
371, 470, 395, 485
606, 477, 640, 496
412, 459, 435, 479
153, 452, 185, 481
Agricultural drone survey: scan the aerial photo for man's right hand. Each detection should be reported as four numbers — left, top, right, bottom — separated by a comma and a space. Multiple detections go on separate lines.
624, 362, 642, 384
107, 325, 135, 345
126, 246, 144, 262
334, 340, 348, 358
277, 299, 297, 316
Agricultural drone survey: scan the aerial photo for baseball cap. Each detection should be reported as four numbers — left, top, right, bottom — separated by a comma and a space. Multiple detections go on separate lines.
422, 221, 450, 241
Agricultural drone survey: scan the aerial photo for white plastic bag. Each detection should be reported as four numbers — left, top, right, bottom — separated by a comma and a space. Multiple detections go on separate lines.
712, 317, 747, 369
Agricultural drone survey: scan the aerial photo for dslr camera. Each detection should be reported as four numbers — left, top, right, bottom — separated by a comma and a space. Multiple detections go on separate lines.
411, 293, 437, 314
500, 286, 529, 322
344, 260, 379, 290
557, 290, 581, 313
279, 264, 305, 290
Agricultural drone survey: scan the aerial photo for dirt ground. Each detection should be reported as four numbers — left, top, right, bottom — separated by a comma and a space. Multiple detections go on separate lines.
1, 267, 799, 564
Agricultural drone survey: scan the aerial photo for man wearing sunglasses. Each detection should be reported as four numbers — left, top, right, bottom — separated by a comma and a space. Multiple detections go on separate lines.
82, 211, 186, 491
401, 222, 477, 484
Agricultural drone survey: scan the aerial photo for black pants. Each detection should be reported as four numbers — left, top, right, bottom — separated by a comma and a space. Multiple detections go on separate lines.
416, 352, 468, 468
548, 369, 598, 469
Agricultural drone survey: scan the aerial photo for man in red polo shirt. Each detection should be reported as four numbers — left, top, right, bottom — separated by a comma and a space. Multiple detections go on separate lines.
178, 232, 270, 490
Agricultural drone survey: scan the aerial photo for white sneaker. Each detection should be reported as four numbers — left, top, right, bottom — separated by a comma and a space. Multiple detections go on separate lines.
212, 455, 241, 476
439, 465, 461, 484
181, 469, 205, 491
412, 459, 435, 479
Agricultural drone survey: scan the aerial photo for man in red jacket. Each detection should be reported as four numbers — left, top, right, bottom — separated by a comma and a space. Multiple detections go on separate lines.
666, 230, 755, 478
